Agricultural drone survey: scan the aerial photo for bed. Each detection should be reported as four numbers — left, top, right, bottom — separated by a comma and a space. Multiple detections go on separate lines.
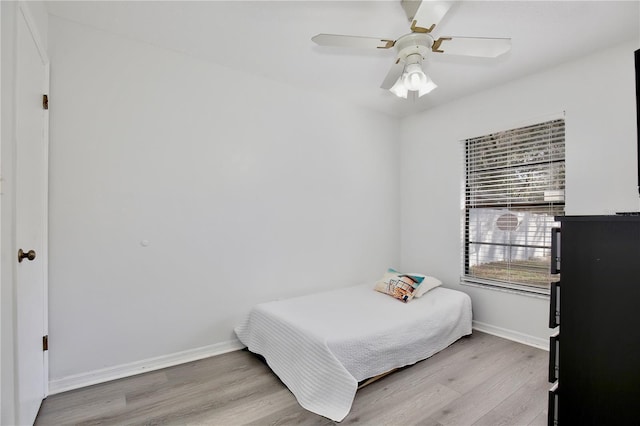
234, 281, 472, 421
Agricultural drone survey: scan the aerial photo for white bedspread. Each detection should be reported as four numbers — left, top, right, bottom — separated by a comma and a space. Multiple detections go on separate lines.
234, 283, 472, 421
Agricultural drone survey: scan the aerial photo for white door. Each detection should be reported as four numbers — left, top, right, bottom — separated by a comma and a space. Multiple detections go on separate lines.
14, 3, 49, 425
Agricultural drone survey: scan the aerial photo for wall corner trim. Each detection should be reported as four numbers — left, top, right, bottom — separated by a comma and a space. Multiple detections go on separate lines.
472, 320, 549, 351
48, 339, 245, 395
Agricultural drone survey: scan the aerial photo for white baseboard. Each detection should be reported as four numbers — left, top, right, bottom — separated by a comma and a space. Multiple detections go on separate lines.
48, 339, 245, 395
49, 325, 547, 395
473, 321, 549, 351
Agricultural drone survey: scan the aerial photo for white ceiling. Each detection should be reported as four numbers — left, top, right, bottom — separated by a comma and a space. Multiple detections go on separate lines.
46, 1, 640, 118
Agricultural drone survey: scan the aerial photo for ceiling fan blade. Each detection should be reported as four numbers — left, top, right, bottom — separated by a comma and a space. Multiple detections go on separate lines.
402, 0, 454, 33
311, 34, 395, 49
432, 36, 511, 57
380, 60, 405, 90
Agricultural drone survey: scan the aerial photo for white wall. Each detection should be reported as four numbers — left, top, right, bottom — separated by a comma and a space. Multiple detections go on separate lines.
400, 40, 639, 346
1, 1, 49, 423
47, 16, 400, 385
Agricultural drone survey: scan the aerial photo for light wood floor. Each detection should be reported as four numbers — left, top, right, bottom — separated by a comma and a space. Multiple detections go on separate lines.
35, 331, 549, 425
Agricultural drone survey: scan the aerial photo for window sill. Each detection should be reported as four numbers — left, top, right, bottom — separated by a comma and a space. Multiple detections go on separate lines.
460, 278, 550, 300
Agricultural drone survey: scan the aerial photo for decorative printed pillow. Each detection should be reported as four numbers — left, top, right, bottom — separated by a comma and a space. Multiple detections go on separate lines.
374, 269, 425, 303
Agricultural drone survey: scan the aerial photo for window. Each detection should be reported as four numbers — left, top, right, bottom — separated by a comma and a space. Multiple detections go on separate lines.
462, 119, 565, 294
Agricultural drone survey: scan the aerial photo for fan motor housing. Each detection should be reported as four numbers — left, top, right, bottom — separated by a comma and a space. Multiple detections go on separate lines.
395, 33, 433, 61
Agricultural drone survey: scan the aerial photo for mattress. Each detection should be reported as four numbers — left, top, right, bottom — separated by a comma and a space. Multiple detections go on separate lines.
234, 283, 472, 421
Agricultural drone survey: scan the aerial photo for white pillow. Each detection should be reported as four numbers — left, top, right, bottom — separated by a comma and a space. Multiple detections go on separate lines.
408, 274, 442, 298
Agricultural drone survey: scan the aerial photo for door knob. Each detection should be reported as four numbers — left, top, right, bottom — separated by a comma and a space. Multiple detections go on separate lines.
18, 249, 36, 263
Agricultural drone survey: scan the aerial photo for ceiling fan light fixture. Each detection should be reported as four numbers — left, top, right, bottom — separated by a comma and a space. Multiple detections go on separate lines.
388, 55, 437, 99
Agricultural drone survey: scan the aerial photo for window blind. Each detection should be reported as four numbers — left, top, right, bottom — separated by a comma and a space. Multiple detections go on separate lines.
462, 119, 565, 294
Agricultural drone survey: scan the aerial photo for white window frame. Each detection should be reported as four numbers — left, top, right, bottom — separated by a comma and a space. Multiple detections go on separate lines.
461, 118, 565, 295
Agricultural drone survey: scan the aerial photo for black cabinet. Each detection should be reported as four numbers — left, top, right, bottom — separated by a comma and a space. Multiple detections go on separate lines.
548, 215, 640, 425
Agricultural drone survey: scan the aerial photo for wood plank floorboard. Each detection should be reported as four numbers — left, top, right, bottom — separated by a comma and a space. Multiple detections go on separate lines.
36, 331, 549, 425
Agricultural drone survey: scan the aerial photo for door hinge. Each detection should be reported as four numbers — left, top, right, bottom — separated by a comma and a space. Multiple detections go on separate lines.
43, 335, 48, 351
42, 94, 48, 110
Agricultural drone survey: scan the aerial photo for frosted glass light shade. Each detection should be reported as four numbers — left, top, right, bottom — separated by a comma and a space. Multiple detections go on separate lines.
417, 77, 438, 96
402, 63, 427, 91
389, 77, 409, 98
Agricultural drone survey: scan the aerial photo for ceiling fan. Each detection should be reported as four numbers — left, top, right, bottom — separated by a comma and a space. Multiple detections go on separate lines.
311, 0, 511, 99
